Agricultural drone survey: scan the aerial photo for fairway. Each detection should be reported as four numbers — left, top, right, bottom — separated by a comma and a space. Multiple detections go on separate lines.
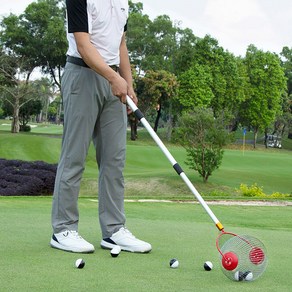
1, 197, 292, 291
1, 126, 292, 290
1, 130, 291, 198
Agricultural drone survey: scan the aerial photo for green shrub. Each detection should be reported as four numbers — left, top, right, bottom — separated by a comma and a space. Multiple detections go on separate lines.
239, 183, 265, 197
269, 192, 292, 199
239, 183, 291, 199
20, 125, 31, 132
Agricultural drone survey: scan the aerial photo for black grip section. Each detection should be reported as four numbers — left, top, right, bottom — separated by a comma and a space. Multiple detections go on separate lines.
134, 109, 144, 121
173, 163, 183, 175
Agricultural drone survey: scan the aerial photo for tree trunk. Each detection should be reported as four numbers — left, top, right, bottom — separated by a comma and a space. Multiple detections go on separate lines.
11, 105, 20, 133
57, 100, 63, 125
154, 103, 161, 132
253, 129, 258, 149
166, 103, 173, 141
44, 97, 50, 123
264, 128, 268, 148
128, 114, 138, 141
281, 124, 286, 138
39, 110, 43, 123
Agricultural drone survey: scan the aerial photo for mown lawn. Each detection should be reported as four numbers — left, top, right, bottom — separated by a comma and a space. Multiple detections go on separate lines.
0, 197, 292, 291
0, 127, 291, 199
1, 121, 292, 291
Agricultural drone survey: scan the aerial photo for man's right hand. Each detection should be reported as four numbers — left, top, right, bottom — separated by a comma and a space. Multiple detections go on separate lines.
74, 32, 128, 104
109, 73, 128, 104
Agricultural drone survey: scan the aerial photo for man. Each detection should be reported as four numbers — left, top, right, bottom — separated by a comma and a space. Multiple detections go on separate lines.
50, 0, 151, 254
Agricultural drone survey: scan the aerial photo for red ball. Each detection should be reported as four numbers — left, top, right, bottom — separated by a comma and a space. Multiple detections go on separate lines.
249, 247, 265, 265
222, 252, 238, 271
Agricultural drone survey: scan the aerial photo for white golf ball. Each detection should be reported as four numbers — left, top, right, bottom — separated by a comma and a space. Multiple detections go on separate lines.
204, 261, 213, 271
234, 271, 253, 281
111, 245, 121, 257
234, 271, 242, 281
244, 271, 254, 281
169, 258, 179, 268
75, 258, 85, 269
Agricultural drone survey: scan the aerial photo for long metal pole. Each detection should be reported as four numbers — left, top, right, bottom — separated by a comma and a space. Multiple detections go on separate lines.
127, 96, 224, 231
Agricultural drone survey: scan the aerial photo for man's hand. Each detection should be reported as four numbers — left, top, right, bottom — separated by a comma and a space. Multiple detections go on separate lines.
126, 88, 138, 114
109, 73, 128, 104
74, 32, 128, 103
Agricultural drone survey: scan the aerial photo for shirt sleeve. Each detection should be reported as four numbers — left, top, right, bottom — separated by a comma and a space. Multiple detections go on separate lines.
66, 0, 89, 33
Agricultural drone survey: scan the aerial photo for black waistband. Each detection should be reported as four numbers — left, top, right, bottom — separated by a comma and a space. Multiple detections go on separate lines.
66, 56, 119, 72
67, 55, 89, 67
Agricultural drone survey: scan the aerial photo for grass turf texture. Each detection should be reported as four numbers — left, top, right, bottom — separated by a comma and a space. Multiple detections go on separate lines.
1, 197, 292, 291
0, 129, 291, 198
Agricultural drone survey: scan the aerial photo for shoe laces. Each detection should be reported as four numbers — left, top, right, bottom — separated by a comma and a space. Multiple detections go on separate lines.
120, 227, 136, 239
64, 230, 82, 239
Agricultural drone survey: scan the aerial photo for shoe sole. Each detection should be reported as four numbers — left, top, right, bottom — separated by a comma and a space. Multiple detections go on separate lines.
100, 240, 151, 253
50, 238, 95, 254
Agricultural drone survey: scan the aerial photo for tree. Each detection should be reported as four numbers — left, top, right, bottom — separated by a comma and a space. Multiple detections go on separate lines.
191, 35, 246, 120
174, 35, 247, 134
143, 15, 177, 72
35, 77, 56, 123
177, 64, 214, 110
171, 28, 198, 75
47, 95, 62, 123
0, 47, 17, 86
0, 51, 53, 132
239, 45, 287, 148
281, 46, 292, 97
127, 1, 152, 73
175, 108, 230, 182
127, 6, 190, 75
0, 1, 66, 131
19, 99, 42, 130
0, 53, 38, 133
138, 70, 178, 132
280, 47, 292, 138
0, 0, 67, 89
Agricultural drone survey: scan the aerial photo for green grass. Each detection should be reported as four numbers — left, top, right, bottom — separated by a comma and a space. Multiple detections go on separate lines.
0, 197, 292, 291
0, 132, 61, 163
1, 122, 292, 290
0, 126, 291, 198
0, 120, 63, 135
212, 150, 292, 195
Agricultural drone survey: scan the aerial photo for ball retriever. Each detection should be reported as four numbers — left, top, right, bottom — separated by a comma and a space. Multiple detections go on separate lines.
126, 96, 268, 281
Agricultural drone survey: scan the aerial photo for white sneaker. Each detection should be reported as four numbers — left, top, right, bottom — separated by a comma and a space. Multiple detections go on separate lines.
100, 227, 152, 253
50, 230, 95, 253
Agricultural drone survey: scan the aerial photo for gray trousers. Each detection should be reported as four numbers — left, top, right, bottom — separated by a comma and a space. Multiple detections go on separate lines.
52, 62, 127, 238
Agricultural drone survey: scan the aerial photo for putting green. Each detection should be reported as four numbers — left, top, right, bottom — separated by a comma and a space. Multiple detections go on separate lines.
0, 197, 291, 291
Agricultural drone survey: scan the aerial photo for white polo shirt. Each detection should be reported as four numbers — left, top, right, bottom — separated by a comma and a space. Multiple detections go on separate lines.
66, 0, 129, 66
